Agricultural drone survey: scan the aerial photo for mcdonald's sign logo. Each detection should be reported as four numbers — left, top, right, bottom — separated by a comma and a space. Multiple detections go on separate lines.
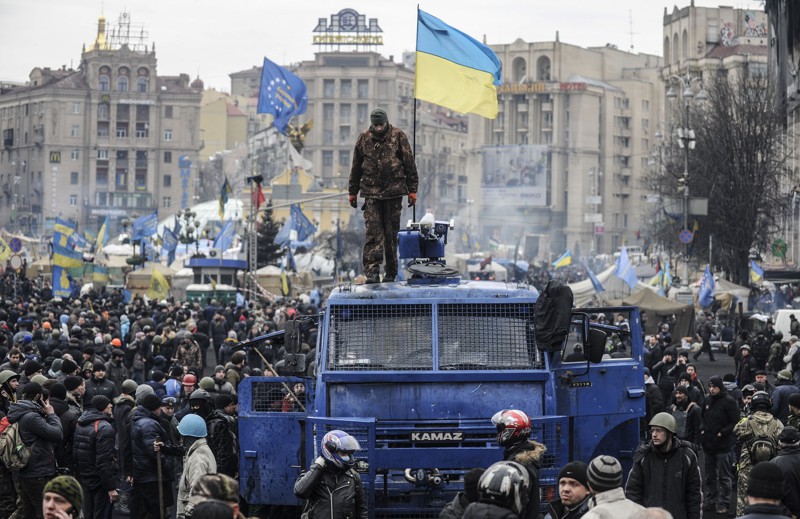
49, 151, 61, 163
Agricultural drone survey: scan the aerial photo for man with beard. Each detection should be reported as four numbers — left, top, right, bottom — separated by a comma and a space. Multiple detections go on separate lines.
84, 363, 119, 401
348, 107, 418, 284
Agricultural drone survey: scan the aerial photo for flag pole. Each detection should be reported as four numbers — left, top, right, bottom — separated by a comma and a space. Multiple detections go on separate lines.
411, 5, 420, 224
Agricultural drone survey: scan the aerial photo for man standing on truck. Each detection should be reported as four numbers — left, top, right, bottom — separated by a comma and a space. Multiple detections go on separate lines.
492, 409, 546, 519
348, 108, 418, 284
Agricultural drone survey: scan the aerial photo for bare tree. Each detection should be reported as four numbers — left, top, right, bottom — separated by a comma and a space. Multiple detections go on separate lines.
646, 72, 795, 285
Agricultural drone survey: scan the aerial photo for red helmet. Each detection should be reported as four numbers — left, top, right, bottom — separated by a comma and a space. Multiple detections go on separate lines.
182, 374, 198, 387
492, 409, 531, 447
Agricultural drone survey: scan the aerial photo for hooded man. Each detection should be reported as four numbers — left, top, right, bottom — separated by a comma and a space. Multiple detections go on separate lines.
348, 107, 418, 284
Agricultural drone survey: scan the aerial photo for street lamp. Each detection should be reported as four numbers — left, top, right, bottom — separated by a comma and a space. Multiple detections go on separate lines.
666, 71, 707, 282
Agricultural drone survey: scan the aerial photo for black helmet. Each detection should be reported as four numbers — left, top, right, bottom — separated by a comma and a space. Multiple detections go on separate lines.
751, 390, 772, 411
775, 331, 784, 341
188, 388, 211, 402
478, 461, 531, 516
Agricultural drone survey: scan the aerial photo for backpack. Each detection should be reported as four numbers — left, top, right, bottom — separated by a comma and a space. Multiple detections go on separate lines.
0, 416, 31, 470
747, 420, 779, 464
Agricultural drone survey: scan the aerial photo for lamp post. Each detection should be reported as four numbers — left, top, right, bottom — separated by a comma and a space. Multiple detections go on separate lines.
666, 71, 707, 283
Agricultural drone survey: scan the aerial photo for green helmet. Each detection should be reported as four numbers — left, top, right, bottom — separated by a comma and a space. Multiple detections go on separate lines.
0, 370, 20, 386
649, 412, 677, 434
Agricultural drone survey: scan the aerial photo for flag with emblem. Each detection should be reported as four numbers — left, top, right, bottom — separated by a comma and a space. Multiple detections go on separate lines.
256, 56, 308, 134
146, 269, 170, 300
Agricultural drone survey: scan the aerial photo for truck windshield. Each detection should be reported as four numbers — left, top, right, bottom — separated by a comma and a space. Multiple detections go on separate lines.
326, 302, 541, 371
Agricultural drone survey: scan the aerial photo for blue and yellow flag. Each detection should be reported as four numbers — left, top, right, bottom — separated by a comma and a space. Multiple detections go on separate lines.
52, 265, 73, 298
146, 269, 170, 300
415, 9, 502, 118
92, 264, 110, 285
53, 241, 83, 268
96, 215, 109, 255
213, 220, 235, 252
750, 260, 764, 283
132, 211, 158, 241
552, 250, 571, 269
0, 235, 10, 262
54, 217, 77, 236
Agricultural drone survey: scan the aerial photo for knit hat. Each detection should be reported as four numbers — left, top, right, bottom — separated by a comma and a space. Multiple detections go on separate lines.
587, 455, 622, 493
21, 382, 43, 399
779, 426, 800, 445
707, 376, 724, 389
778, 369, 793, 381
214, 365, 225, 373
63, 375, 84, 392
215, 394, 232, 409
231, 351, 246, 364
92, 362, 106, 372
151, 370, 165, 382
91, 395, 111, 412
49, 383, 67, 400
370, 107, 388, 126
44, 475, 84, 512
135, 384, 154, 403
60, 358, 78, 375
140, 393, 162, 411
23, 360, 43, 377
51, 359, 63, 373
789, 393, 800, 408
673, 385, 689, 396
558, 461, 588, 489
747, 461, 784, 500
678, 372, 692, 383
199, 377, 215, 391
121, 379, 138, 396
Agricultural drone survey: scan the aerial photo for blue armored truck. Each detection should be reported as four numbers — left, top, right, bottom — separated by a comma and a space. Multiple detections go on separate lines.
238, 222, 645, 518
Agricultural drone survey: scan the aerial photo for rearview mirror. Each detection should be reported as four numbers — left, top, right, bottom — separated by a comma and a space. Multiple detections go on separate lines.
587, 328, 607, 364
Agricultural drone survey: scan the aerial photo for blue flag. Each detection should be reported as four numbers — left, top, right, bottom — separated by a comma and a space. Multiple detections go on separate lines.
52, 265, 72, 299
214, 220, 235, 252
698, 265, 716, 308
219, 177, 233, 220
132, 211, 158, 240
291, 204, 316, 242
163, 228, 179, 265
615, 246, 639, 290
585, 265, 605, 293
256, 56, 308, 134
67, 232, 88, 250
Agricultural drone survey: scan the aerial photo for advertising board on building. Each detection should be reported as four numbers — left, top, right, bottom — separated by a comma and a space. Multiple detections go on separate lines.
482, 145, 549, 207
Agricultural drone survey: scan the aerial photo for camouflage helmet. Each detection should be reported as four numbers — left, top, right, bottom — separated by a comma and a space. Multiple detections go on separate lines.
44, 475, 84, 511
649, 412, 677, 434
188, 473, 239, 510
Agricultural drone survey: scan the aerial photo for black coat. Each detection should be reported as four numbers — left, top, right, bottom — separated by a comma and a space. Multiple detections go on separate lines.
50, 396, 78, 470
73, 408, 117, 490
772, 445, 800, 518
625, 438, 702, 519
6, 400, 63, 479
84, 377, 119, 401
129, 407, 180, 484
737, 502, 792, 518
503, 441, 545, 519
462, 502, 521, 519
701, 387, 740, 454
294, 463, 368, 519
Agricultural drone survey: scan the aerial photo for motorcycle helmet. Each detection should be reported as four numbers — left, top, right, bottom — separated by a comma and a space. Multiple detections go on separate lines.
491, 409, 531, 447
321, 430, 361, 469
478, 461, 531, 516
751, 390, 772, 412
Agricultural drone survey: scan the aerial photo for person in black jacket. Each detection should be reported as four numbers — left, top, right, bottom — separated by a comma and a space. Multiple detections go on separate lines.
771, 426, 800, 518
492, 409, 545, 519
440, 468, 485, 519
74, 395, 118, 519
294, 429, 368, 519
625, 412, 702, 519
84, 363, 119, 401
544, 462, 591, 519
130, 393, 182, 519
669, 386, 703, 449
48, 382, 79, 473
700, 375, 740, 515
5, 382, 63, 519
737, 462, 787, 518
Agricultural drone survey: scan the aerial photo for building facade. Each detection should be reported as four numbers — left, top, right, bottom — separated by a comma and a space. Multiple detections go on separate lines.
0, 12, 202, 237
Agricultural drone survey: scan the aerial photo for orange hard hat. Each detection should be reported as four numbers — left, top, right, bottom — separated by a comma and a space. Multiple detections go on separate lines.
111, 338, 122, 347
42, 322, 52, 330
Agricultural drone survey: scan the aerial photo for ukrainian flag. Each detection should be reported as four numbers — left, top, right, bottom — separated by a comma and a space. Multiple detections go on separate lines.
53, 242, 83, 268
415, 9, 502, 119
750, 260, 764, 283
96, 215, 109, 255
552, 250, 572, 269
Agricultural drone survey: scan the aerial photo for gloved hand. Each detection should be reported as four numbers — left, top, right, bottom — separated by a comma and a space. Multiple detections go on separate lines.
313, 456, 327, 468
348, 195, 357, 208
408, 193, 417, 206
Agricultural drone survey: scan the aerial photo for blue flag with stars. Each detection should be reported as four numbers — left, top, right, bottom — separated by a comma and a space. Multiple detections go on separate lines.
256, 56, 308, 134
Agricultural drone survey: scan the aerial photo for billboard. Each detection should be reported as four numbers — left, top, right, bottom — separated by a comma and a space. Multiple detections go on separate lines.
482, 145, 549, 207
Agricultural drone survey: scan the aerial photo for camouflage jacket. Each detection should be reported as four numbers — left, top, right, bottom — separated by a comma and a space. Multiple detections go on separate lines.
349, 125, 418, 200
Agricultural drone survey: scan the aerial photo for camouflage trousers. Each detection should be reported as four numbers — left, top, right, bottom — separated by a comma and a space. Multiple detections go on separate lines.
362, 197, 403, 280
736, 462, 751, 516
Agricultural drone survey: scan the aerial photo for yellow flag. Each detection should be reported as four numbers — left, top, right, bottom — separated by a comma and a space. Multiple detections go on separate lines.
146, 269, 170, 300
0, 236, 9, 261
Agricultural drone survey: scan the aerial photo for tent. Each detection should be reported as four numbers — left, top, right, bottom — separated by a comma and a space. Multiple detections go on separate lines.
607, 289, 695, 339
570, 266, 657, 308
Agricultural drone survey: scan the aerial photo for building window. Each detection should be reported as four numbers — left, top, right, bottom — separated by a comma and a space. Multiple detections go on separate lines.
70, 172, 79, 184
163, 196, 171, 208
97, 103, 110, 120
69, 195, 78, 206
378, 79, 390, 97
71, 149, 79, 160
322, 151, 334, 166
339, 150, 350, 167
116, 127, 127, 138
70, 125, 79, 137
96, 168, 108, 185
163, 175, 172, 187
357, 80, 369, 98
137, 77, 148, 92
164, 151, 172, 163
323, 104, 334, 121
72, 102, 80, 114
165, 106, 173, 119
341, 79, 352, 98
164, 130, 172, 141
118, 77, 129, 92
97, 149, 109, 159
340, 104, 351, 124
324, 79, 336, 97
99, 75, 110, 91
357, 104, 368, 124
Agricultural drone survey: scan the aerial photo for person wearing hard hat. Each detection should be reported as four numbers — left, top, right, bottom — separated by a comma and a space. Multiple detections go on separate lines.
625, 412, 701, 519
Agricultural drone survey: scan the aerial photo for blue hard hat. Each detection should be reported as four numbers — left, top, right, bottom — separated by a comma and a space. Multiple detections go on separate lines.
178, 414, 207, 438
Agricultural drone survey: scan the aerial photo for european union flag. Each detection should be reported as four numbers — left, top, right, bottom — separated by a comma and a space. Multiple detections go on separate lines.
256, 56, 308, 134
163, 228, 179, 265
132, 211, 158, 241
214, 220, 235, 252
291, 204, 316, 243
585, 265, 605, 293
698, 265, 716, 308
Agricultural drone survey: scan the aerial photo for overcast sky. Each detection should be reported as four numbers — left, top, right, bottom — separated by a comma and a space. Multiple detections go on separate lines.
1, 0, 765, 92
